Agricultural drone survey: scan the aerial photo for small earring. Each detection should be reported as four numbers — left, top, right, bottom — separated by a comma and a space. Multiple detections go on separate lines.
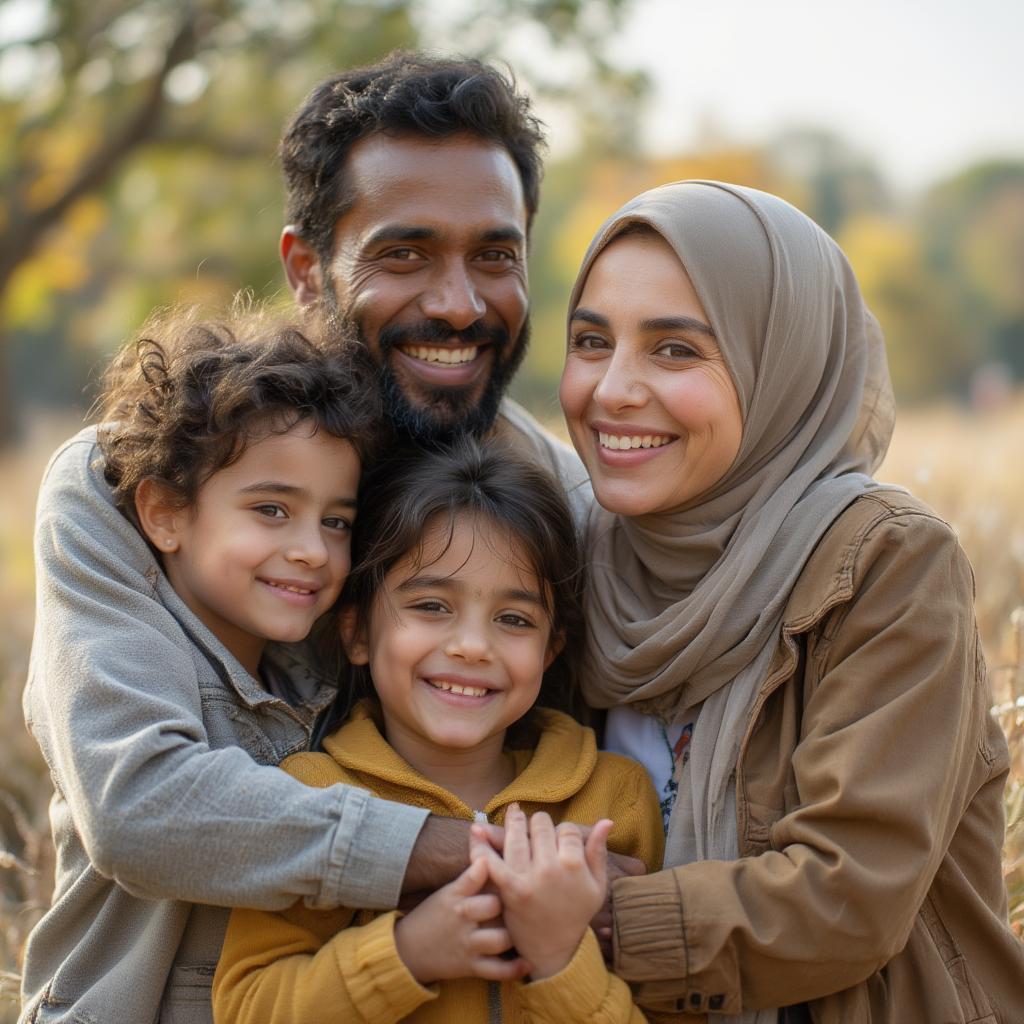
163, 538, 177, 551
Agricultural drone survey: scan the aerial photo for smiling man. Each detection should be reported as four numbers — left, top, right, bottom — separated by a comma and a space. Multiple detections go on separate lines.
274, 55, 585, 491
20, 53, 594, 1024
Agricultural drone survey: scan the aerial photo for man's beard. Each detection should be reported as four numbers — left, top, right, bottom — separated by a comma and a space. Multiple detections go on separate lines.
371, 318, 529, 443
317, 282, 529, 442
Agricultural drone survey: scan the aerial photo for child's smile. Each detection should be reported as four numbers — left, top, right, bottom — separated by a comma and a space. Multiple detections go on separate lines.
151, 421, 361, 676
345, 512, 560, 797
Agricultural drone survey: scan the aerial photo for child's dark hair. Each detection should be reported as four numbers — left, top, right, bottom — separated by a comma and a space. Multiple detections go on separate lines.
329, 436, 585, 744
95, 305, 382, 526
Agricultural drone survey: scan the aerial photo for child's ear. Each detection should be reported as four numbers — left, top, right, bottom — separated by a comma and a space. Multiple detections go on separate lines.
543, 631, 566, 671
340, 606, 369, 665
135, 478, 185, 555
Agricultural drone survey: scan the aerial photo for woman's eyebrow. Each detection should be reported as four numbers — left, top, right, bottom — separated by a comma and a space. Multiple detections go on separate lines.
570, 307, 610, 327
641, 315, 716, 337
571, 308, 715, 337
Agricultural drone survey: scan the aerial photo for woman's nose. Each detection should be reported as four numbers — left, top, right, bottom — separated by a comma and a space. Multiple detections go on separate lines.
593, 346, 647, 411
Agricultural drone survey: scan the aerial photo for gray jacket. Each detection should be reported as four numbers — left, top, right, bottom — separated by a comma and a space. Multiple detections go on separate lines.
20, 400, 587, 1024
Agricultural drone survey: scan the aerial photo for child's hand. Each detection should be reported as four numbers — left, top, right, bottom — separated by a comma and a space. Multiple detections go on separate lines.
471, 805, 613, 979
393, 857, 528, 984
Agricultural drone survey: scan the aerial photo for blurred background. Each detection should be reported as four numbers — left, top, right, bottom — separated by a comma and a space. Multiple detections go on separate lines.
1, 0, 1022, 1014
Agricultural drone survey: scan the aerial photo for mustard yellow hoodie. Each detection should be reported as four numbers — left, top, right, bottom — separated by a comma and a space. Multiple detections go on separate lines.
212, 704, 664, 1023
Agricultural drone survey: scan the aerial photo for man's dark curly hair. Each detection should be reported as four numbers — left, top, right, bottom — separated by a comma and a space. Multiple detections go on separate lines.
95, 306, 382, 526
280, 51, 546, 263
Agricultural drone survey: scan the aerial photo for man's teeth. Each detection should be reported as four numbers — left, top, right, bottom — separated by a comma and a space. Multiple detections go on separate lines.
267, 582, 313, 595
429, 680, 490, 698
598, 432, 674, 450
404, 345, 478, 364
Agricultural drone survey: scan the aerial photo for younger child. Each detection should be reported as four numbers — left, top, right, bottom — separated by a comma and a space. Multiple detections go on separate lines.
20, 307, 403, 1024
212, 439, 665, 1023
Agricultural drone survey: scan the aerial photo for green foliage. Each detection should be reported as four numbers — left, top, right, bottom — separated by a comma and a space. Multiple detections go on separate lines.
1, 0, 645, 439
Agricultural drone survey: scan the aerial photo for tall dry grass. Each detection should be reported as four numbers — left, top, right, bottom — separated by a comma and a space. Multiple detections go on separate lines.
0, 403, 1022, 1021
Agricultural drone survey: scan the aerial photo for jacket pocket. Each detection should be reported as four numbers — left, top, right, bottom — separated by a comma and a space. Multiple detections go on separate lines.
919, 896, 997, 1024
159, 962, 216, 1024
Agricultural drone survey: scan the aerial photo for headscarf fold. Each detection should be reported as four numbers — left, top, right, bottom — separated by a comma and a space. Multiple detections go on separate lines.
573, 182, 895, 719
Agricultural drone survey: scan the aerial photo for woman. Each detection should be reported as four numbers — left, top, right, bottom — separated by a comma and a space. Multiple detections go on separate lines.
560, 181, 1023, 1023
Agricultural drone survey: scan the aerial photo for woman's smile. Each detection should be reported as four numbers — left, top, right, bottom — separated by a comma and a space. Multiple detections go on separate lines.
560, 229, 743, 517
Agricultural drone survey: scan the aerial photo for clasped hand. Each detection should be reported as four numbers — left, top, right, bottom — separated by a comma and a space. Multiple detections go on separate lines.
393, 805, 612, 984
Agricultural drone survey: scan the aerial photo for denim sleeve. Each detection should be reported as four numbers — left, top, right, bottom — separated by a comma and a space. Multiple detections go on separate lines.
25, 429, 427, 912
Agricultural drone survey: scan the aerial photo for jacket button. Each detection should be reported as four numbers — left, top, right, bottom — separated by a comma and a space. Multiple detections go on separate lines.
709, 994, 725, 1010
689, 992, 703, 1009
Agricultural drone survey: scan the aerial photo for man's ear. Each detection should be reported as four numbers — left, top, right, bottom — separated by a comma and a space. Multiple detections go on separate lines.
340, 606, 369, 665
543, 630, 566, 671
135, 478, 185, 555
280, 227, 324, 306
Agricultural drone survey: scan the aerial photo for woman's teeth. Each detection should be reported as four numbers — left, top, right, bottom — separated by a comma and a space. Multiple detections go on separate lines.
403, 345, 478, 364
429, 680, 490, 697
598, 432, 673, 450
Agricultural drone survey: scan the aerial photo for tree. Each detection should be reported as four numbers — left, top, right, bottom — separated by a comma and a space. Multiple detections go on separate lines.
0, 0, 644, 445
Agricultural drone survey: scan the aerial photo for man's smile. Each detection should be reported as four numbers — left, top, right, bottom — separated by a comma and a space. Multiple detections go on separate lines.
399, 344, 479, 365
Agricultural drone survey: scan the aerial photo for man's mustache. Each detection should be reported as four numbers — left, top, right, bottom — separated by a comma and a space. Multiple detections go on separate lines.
377, 319, 509, 353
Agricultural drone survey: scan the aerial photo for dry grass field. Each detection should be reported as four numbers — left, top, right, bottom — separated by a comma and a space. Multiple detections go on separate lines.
1, 402, 1022, 1020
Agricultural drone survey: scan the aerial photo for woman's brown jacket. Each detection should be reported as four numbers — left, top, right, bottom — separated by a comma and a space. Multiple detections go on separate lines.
610, 489, 1024, 1023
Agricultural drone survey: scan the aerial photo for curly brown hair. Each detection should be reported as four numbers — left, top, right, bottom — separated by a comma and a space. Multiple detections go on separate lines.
95, 305, 383, 526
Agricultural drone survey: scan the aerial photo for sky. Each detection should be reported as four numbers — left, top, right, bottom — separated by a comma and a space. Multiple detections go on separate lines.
611, 0, 1024, 193
3, 0, 1022, 196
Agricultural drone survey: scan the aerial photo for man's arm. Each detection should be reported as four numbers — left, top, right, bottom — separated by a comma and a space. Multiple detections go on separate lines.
26, 430, 426, 912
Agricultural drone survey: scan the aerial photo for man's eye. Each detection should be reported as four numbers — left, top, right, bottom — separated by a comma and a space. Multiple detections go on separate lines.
383, 248, 422, 261
254, 504, 286, 518
478, 249, 516, 263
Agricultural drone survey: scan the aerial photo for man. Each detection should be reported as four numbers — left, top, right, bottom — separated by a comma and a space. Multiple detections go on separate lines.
20, 53, 597, 1024
278, 53, 588, 511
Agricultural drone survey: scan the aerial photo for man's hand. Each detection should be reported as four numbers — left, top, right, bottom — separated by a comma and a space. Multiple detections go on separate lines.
394, 858, 529, 984
401, 815, 505, 897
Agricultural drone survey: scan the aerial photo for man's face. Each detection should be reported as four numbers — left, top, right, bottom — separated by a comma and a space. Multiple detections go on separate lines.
285, 133, 530, 439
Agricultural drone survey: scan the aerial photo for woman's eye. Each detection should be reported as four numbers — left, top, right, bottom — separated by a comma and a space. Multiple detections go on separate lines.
254, 504, 286, 519
657, 341, 698, 359
570, 333, 609, 352
322, 516, 351, 532
410, 600, 448, 614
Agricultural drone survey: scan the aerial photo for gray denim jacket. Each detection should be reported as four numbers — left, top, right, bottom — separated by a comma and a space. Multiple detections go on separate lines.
20, 428, 428, 1024
20, 401, 588, 1024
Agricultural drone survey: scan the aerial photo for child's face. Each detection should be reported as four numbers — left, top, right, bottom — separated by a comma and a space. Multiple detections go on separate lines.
346, 514, 559, 757
143, 421, 360, 676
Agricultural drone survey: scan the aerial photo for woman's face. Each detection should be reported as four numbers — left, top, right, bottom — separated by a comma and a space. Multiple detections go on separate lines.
560, 231, 743, 517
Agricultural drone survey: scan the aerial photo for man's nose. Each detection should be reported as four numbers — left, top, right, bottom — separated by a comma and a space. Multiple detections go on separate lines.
420, 261, 486, 331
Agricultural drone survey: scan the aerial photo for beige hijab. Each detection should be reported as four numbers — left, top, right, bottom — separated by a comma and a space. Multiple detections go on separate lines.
573, 181, 895, 718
